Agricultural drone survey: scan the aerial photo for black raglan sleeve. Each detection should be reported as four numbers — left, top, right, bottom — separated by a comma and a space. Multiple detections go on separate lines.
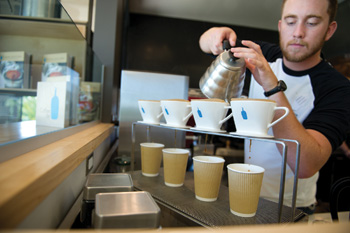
303, 66, 350, 151
256, 41, 283, 62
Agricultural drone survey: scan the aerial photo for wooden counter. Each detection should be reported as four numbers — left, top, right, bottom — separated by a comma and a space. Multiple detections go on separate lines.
0, 122, 114, 229
0, 221, 349, 232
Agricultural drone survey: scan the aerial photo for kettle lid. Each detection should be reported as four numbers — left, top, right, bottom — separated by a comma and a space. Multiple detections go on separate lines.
219, 40, 245, 70
219, 50, 245, 71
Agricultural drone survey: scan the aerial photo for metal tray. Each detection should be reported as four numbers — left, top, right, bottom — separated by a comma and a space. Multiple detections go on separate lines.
83, 173, 133, 201
94, 191, 160, 229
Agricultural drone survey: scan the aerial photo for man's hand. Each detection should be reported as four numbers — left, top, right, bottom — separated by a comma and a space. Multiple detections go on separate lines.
231, 40, 278, 92
199, 27, 237, 55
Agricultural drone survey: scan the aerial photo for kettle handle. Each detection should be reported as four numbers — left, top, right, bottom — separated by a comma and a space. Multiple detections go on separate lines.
223, 40, 232, 51
223, 39, 245, 49
223, 40, 236, 60
223, 39, 244, 60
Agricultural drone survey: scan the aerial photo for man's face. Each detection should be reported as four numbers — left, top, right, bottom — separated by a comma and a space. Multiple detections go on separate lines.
278, 0, 331, 63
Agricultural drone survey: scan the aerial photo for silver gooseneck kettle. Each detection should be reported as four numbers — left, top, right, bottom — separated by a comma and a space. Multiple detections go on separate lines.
199, 40, 246, 102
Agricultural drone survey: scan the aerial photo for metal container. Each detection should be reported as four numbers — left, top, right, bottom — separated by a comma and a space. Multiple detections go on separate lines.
93, 191, 160, 229
199, 40, 246, 102
22, 0, 61, 18
81, 173, 134, 227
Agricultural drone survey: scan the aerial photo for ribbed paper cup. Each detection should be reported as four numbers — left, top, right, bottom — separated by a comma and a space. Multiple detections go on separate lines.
140, 143, 164, 177
227, 163, 265, 217
162, 148, 189, 187
193, 156, 225, 202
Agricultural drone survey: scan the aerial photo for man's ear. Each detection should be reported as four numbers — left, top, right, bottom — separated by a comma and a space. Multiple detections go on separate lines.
325, 21, 337, 41
278, 20, 282, 33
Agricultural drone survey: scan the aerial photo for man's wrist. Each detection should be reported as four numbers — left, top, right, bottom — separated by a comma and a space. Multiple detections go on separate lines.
264, 80, 287, 97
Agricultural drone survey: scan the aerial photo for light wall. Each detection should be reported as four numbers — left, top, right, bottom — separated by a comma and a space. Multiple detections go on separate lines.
59, 0, 89, 23
60, 0, 282, 32
129, 0, 282, 31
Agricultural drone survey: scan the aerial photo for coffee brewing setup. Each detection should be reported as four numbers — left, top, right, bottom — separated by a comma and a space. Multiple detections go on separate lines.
125, 40, 302, 226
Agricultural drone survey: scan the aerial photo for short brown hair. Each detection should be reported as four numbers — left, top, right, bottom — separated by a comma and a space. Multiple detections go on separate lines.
281, 0, 338, 23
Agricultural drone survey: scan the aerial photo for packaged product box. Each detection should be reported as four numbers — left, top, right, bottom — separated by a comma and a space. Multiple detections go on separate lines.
46, 69, 80, 125
79, 82, 101, 122
0, 51, 31, 88
36, 81, 70, 128
41, 52, 74, 82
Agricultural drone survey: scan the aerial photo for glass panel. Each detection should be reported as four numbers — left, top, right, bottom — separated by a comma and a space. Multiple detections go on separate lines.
0, 0, 104, 147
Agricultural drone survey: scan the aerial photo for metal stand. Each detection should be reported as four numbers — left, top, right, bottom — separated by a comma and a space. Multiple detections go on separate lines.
131, 122, 300, 223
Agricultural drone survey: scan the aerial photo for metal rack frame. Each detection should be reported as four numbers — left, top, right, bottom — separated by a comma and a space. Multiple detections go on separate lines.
131, 121, 301, 223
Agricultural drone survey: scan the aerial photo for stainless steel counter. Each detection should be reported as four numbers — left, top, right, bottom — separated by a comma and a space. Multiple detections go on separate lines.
129, 169, 306, 228
131, 122, 302, 223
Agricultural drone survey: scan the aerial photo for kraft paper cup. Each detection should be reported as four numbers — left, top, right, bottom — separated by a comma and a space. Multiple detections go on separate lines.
162, 148, 189, 187
193, 156, 225, 202
140, 142, 164, 177
227, 163, 265, 217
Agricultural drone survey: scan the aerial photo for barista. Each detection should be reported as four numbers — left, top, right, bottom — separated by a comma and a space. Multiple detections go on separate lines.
199, 0, 350, 214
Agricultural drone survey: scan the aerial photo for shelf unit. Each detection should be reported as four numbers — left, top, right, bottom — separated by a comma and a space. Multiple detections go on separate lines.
0, 14, 88, 125
130, 121, 301, 223
0, 88, 36, 97
0, 15, 87, 89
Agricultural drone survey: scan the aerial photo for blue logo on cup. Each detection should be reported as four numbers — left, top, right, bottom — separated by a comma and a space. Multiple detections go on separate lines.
197, 107, 203, 118
241, 107, 248, 120
165, 107, 169, 115
141, 107, 145, 114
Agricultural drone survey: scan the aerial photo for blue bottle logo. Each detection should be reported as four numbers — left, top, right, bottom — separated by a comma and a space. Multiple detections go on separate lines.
51, 87, 59, 120
141, 107, 145, 114
241, 107, 248, 120
165, 107, 169, 115
197, 107, 203, 118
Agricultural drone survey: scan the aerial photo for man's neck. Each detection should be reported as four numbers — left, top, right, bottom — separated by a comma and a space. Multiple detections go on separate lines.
283, 55, 322, 71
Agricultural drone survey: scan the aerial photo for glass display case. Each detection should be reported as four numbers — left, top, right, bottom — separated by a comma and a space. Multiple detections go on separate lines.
0, 0, 104, 159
